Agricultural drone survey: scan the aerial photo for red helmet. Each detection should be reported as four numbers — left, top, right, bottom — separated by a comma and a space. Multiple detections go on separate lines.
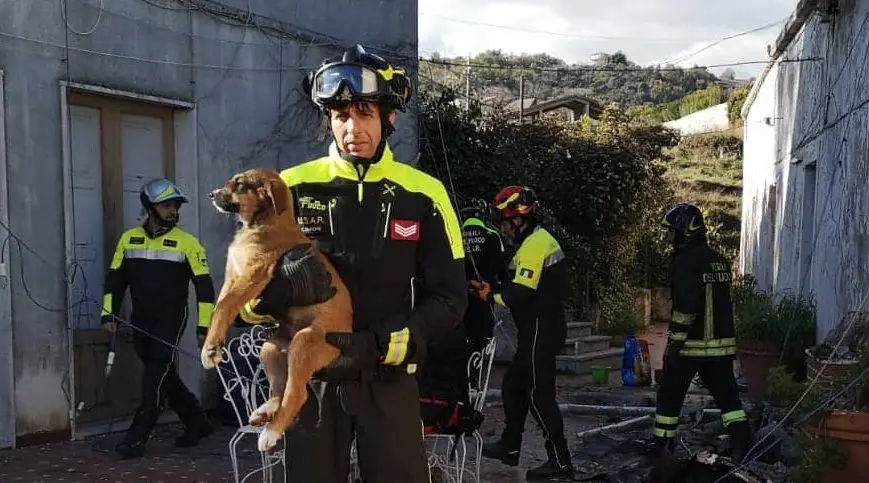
492, 185, 537, 219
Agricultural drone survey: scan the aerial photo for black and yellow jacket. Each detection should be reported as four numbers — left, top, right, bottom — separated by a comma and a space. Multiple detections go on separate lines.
491, 225, 567, 344
668, 243, 736, 357
461, 216, 507, 285
101, 225, 215, 334
262, 143, 467, 344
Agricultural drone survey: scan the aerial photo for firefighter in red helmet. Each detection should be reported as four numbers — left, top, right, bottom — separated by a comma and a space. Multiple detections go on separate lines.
470, 185, 574, 480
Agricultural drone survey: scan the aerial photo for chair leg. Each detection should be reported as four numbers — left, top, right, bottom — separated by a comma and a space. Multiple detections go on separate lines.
229, 432, 244, 483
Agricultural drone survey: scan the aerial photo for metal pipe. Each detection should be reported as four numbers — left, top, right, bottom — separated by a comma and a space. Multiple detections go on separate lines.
575, 415, 653, 439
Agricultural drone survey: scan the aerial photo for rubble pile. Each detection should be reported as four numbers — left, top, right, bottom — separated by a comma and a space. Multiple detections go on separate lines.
569, 416, 788, 482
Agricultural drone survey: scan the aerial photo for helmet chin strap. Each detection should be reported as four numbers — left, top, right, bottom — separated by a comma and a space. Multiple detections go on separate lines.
144, 208, 177, 237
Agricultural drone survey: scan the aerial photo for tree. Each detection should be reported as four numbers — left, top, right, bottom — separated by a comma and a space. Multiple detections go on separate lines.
417, 87, 680, 322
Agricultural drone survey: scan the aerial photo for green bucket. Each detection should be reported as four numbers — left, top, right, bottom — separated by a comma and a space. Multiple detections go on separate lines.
591, 365, 610, 385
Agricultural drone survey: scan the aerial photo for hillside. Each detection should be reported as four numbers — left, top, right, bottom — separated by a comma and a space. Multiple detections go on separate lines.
419, 50, 736, 110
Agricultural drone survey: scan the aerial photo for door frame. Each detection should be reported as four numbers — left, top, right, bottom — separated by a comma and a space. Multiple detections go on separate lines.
59, 81, 199, 440
0, 70, 16, 449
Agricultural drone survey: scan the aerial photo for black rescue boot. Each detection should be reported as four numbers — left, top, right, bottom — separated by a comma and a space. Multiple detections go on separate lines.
174, 421, 214, 448
727, 421, 752, 463
526, 459, 575, 481
481, 440, 520, 467
114, 439, 146, 459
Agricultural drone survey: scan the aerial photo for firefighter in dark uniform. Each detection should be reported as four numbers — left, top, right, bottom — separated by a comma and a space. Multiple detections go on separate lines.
460, 197, 508, 353
241, 44, 467, 483
652, 202, 751, 462
470, 186, 574, 481
101, 179, 215, 459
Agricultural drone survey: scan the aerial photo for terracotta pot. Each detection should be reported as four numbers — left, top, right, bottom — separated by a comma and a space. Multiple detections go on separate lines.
806, 348, 860, 396
736, 339, 782, 403
815, 411, 869, 481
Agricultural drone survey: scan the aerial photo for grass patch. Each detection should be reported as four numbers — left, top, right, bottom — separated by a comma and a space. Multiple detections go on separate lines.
664, 147, 743, 259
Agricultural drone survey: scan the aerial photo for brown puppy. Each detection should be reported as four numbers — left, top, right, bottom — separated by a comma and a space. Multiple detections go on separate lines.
201, 168, 352, 452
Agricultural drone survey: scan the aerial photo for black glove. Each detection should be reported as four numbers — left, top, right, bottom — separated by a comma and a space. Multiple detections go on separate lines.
324, 331, 382, 371
325, 316, 422, 369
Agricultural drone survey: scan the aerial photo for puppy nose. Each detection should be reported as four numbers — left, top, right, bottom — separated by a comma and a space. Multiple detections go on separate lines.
208, 189, 217, 199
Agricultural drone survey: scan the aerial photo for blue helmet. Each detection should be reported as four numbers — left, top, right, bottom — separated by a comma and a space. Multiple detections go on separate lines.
140, 178, 188, 210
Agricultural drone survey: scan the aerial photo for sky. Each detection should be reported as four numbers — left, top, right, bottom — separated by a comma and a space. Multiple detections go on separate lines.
419, 0, 800, 78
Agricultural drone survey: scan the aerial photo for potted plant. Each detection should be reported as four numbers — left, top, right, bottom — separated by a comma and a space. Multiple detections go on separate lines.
802, 314, 869, 481
733, 275, 781, 402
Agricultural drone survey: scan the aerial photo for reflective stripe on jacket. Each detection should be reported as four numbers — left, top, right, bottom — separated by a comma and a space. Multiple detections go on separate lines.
102, 225, 215, 332
668, 243, 736, 357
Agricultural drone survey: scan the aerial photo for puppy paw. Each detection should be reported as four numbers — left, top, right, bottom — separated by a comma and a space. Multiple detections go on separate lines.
249, 398, 280, 426
200, 344, 223, 369
258, 424, 282, 452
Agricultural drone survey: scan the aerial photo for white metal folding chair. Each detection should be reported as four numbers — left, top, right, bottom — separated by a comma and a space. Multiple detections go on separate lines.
215, 325, 286, 483
424, 336, 498, 483
466, 337, 497, 482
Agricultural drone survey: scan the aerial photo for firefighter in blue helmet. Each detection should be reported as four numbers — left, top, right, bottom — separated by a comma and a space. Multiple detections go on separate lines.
652, 202, 751, 462
101, 178, 215, 459
235, 44, 467, 483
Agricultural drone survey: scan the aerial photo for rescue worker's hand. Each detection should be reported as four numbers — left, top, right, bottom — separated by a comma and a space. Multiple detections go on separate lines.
325, 316, 421, 368
324, 331, 382, 370
101, 315, 117, 334
468, 280, 494, 303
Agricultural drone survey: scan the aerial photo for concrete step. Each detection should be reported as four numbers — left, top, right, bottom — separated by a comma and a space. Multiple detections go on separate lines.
561, 335, 614, 355
567, 322, 593, 339
555, 347, 624, 384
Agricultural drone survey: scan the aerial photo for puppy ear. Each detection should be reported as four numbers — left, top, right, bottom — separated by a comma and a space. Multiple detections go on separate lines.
263, 178, 290, 215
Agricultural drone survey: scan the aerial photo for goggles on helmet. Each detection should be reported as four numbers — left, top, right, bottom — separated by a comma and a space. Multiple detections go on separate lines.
312, 63, 391, 105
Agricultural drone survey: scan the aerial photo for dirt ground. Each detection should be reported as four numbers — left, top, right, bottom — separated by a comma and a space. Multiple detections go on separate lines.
0, 324, 674, 482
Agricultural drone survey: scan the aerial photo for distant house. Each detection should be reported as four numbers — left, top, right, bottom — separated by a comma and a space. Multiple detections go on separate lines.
663, 103, 731, 136
505, 95, 604, 123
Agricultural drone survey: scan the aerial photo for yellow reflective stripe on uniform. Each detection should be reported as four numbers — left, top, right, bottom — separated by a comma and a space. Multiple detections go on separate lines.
102, 294, 112, 316
493, 293, 506, 307
668, 331, 688, 341
463, 217, 505, 251
722, 410, 747, 426
671, 311, 695, 325
655, 415, 679, 425
680, 337, 737, 357
281, 144, 465, 260
683, 337, 736, 348
383, 327, 410, 365
197, 302, 214, 328
511, 227, 563, 290
679, 346, 737, 357
653, 428, 676, 438
238, 299, 274, 324
704, 284, 714, 341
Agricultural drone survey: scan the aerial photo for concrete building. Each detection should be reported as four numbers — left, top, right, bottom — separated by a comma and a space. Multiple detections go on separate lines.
662, 102, 730, 136
739, 0, 866, 340
0, 0, 418, 447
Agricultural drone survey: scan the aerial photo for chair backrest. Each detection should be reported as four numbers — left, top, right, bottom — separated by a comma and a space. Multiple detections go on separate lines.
467, 337, 497, 412
215, 325, 273, 427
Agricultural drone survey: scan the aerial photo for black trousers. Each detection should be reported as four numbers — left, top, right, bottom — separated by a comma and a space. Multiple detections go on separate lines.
123, 315, 209, 444
500, 320, 571, 468
284, 373, 431, 483
653, 356, 749, 450
464, 297, 495, 354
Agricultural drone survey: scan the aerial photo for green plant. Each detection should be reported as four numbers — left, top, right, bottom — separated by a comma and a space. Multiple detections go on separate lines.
597, 296, 642, 337
766, 365, 849, 482
732, 275, 778, 343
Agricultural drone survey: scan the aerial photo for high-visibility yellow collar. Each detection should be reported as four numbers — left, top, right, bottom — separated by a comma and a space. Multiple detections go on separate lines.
327, 141, 396, 182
